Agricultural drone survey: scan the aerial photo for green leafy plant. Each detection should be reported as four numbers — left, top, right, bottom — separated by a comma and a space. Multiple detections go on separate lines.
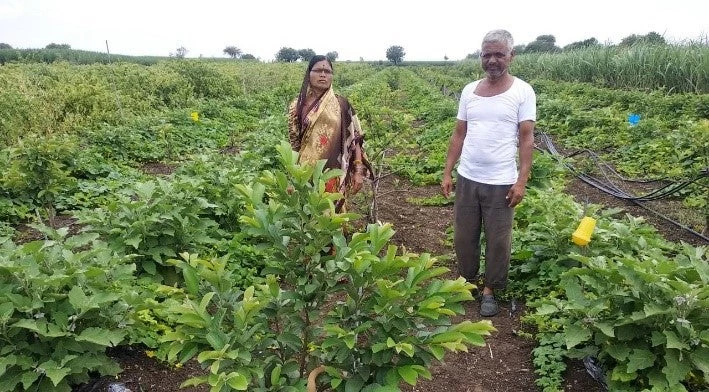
406, 194, 453, 207
2, 135, 77, 227
160, 142, 495, 391
550, 244, 709, 391
0, 226, 136, 391
75, 177, 221, 278
0, 221, 14, 238
530, 331, 567, 392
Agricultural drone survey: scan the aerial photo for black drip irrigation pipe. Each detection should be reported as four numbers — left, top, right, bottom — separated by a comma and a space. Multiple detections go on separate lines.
565, 149, 669, 184
538, 132, 709, 243
566, 148, 703, 201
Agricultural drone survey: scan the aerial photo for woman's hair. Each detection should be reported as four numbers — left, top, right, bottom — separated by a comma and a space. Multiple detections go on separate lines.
482, 29, 514, 52
295, 55, 333, 135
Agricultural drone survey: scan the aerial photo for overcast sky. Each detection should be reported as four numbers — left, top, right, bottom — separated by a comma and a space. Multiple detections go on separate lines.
1, 0, 707, 61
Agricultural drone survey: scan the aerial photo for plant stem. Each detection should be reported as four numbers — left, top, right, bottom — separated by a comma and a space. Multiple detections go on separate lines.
299, 305, 311, 377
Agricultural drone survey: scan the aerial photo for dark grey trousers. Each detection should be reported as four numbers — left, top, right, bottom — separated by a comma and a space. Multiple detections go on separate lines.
454, 174, 514, 289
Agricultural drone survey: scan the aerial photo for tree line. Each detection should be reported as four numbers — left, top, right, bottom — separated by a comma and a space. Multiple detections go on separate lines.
271, 45, 406, 64
0, 42, 71, 50
466, 31, 671, 58
1, 31, 692, 65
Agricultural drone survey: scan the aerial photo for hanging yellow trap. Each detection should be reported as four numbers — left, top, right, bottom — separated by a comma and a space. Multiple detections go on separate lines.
572, 216, 597, 246
190, 111, 199, 122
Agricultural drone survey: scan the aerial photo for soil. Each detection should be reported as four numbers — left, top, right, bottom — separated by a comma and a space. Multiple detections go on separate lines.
140, 161, 177, 176
219, 145, 241, 155
13, 214, 83, 243
74, 346, 209, 392
49, 157, 701, 392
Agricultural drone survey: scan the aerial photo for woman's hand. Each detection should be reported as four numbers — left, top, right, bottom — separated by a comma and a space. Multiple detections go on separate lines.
351, 170, 364, 194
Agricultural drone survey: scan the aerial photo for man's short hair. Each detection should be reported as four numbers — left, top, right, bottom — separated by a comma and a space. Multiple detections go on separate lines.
482, 29, 514, 52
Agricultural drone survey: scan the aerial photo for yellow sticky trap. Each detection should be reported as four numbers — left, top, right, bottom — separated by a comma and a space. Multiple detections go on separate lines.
572, 216, 596, 246
190, 111, 199, 122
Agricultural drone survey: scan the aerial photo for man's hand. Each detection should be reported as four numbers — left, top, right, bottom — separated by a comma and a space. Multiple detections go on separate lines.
506, 183, 526, 207
441, 174, 454, 198
442, 120, 466, 199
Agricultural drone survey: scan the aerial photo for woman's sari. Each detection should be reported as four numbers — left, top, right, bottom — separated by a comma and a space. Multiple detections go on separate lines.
288, 87, 366, 207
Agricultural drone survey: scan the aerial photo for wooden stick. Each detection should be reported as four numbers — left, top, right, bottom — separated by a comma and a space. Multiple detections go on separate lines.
307, 365, 327, 392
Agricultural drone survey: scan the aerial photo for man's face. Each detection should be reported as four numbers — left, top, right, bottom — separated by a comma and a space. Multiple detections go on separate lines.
481, 41, 514, 79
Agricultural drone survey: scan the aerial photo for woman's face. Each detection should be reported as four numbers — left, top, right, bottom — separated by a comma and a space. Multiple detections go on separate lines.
309, 60, 333, 92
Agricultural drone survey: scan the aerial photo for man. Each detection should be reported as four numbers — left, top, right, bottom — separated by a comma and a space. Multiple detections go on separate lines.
441, 29, 536, 317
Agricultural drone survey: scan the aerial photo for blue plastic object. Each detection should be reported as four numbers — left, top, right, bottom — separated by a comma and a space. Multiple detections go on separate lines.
628, 113, 641, 126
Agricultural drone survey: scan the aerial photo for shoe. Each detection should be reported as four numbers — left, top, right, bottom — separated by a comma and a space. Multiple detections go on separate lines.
480, 294, 499, 317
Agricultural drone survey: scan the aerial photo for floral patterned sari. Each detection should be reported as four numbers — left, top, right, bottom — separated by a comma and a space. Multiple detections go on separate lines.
288, 87, 366, 205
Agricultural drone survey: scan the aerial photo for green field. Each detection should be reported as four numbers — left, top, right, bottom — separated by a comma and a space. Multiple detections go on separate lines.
0, 43, 707, 392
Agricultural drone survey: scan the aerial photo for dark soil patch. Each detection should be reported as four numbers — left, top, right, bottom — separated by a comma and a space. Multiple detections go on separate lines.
74, 346, 208, 392
400, 302, 537, 392
373, 174, 453, 256
140, 161, 177, 176
13, 214, 83, 243
219, 145, 240, 155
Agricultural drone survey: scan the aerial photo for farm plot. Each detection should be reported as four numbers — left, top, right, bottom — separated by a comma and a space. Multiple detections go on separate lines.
0, 58, 707, 392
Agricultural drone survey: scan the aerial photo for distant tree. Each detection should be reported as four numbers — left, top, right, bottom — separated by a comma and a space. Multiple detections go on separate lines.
0, 43, 12, 49
563, 38, 600, 51
276, 48, 295, 62
45, 43, 71, 49
275, 47, 299, 62
643, 32, 666, 44
513, 45, 526, 54
298, 48, 316, 62
223, 46, 242, 58
386, 45, 405, 65
524, 35, 560, 53
444, 54, 449, 61
170, 46, 188, 58
465, 50, 480, 60
619, 32, 666, 47
618, 31, 667, 46
241, 53, 256, 60
326, 51, 339, 62
619, 34, 641, 46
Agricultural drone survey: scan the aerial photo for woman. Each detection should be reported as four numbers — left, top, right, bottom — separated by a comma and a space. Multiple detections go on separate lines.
288, 55, 369, 211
